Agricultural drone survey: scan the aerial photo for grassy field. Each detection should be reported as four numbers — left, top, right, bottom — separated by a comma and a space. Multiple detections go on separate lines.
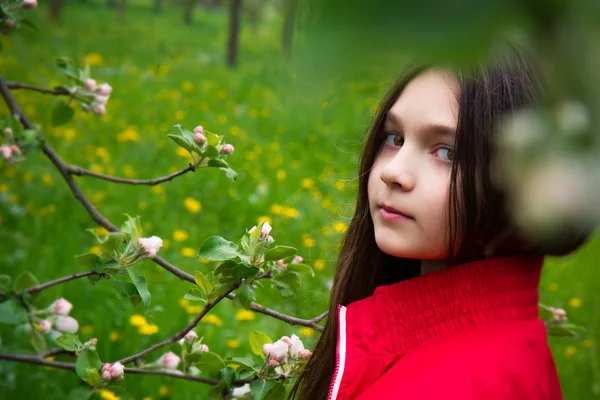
0, 2, 598, 399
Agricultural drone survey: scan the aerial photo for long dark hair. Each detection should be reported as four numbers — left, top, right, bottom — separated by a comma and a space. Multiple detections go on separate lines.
288, 43, 591, 400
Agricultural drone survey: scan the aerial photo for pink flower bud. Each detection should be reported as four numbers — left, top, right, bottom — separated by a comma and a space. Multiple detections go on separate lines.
9, 145, 20, 155
23, 0, 37, 9
93, 104, 106, 115
95, 83, 113, 96
294, 256, 303, 264
102, 363, 111, 372
194, 132, 207, 144
220, 144, 234, 154
554, 308, 568, 322
90, 338, 98, 345
267, 359, 280, 368
298, 349, 312, 360
0, 145, 12, 160
184, 330, 198, 343
280, 336, 292, 345
95, 94, 110, 105
3, 127, 12, 136
249, 226, 256, 233
102, 370, 111, 381
109, 362, 124, 380
198, 344, 209, 352
260, 221, 272, 238
193, 125, 204, 134
267, 235, 274, 245
84, 79, 97, 91
51, 298, 73, 316
139, 236, 163, 257
158, 351, 180, 370
276, 259, 287, 271
54, 316, 79, 333
39, 320, 52, 334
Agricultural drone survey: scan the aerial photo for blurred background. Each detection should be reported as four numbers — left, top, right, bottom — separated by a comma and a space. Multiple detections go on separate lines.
0, 0, 599, 398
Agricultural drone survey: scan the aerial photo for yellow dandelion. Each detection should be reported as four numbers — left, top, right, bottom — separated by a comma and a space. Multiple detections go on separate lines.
151, 185, 165, 194
322, 226, 332, 235
235, 310, 256, 321
173, 229, 189, 241
23, 171, 34, 183
63, 128, 76, 141
291, 160, 301, 169
333, 222, 347, 233
301, 178, 314, 189
199, 257, 210, 263
97, 389, 119, 400
117, 127, 139, 142
185, 305, 203, 314
314, 259, 326, 270
299, 327, 315, 337
86, 53, 104, 66
230, 126, 241, 136
260, 108, 270, 118
42, 173, 53, 186
257, 216, 272, 226
158, 64, 169, 75
95, 226, 109, 236
217, 90, 227, 99
335, 180, 346, 190
175, 110, 186, 120
182, 81, 194, 91
95, 147, 110, 162
184, 197, 202, 213
89, 246, 102, 255
217, 113, 227, 124
227, 339, 241, 349
0, 183, 7, 193
283, 207, 299, 218
181, 247, 196, 257
162, 239, 170, 249
81, 325, 93, 334
159, 386, 171, 396
176, 146, 192, 159
129, 314, 147, 327
568, 298, 583, 308
271, 204, 284, 215
548, 283, 558, 292
90, 164, 104, 174
8, 194, 18, 204
179, 298, 190, 308
138, 324, 159, 335
583, 338, 596, 349
249, 108, 258, 118
303, 235, 316, 248
201, 314, 223, 327
276, 169, 286, 182
564, 345, 577, 358
308, 134, 317, 142
109, 331, 122, 342
122, 164, 135, 178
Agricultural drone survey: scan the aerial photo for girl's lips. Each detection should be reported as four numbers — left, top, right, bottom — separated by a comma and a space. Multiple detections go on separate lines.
380, 207, 413, 221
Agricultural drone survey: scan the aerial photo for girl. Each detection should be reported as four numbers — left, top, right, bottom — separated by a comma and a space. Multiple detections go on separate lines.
289, 43, 591, 399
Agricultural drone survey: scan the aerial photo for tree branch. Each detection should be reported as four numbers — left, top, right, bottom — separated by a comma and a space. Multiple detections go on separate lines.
0, 352, 280, 385
6, 81, 70, 96
0, 74, 327, 333
119, 282, 240, 365
66, 163, 199, 186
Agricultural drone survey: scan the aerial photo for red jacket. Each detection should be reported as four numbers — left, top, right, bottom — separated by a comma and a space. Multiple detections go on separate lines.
326, 255, 562, 399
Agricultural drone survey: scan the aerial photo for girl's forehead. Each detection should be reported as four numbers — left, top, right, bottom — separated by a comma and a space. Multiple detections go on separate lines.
387, 69, 460, 132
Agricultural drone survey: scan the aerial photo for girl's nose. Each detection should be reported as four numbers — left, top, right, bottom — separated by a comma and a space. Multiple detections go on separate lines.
379, 149, 416, 191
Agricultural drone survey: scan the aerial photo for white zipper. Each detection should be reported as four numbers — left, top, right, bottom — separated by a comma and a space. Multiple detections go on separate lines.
327, 304, 347, 400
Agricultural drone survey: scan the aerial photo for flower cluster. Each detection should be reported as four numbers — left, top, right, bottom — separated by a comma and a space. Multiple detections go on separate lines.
81, 78, 113, 116
156, 351, 181, 370
263, 334, 312, 368
101, 362, 124, 382
138, 235, 163, 258
23, 0, 37, 9
548, 306, 568, 322
0, 143, 20, 161
275, 255, 303, 272
38, 298, 79, 336
193, 124, 234, 154
249, 221, 273, 244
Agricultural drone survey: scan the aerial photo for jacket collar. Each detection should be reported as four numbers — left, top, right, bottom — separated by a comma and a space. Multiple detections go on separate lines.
343, 255, 543, 357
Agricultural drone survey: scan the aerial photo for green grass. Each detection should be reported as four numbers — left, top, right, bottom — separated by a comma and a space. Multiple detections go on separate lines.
0, 2, 598, 399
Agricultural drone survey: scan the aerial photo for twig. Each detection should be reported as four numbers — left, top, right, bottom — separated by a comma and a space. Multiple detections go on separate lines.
6, 81, 70, 96
118, 282, 240, 365
0, 74, 327, 332
66, 163, 198, 186
0, 352, 277, 385
0, 271, 96, 297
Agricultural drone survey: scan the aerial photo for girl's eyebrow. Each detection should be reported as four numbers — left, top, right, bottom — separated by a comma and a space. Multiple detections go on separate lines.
385, 112, 456, 137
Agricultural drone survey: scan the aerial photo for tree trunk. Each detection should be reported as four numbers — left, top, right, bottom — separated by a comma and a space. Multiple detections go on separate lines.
183, 0, 195, 25
48, 0, 63, 21
226, 0, 242, 67
281, 0, 299, 59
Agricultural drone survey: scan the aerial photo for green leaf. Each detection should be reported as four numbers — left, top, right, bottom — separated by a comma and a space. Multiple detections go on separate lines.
287, 263, 315, 278
264, 381, 286, 400
0, 299, 28, 324
50, 99, 75, 127
76, 253, 101, 271
55, 333, 83, 352
192, 351, 226, 379
121, 214, 142, 242
207, 158, 229, 169
236, 285, 254, 309
214, 260, 238, 277
167, 133, 193, 152
19, 18, 38, 31
112, 279, 142, 307
250, 380, 277, 400
68, 387, 94, 400
224, 357, 257, 372
538, 303, 555, 323
206, 284, 234, 303
204, 130, 223, 147
264, 246, 297, 262
249, 330, 272, 357
184, 288, 207, 303
31, 330, 47, 353
224, 168, 238, 183
75, 349, 102, 386
13, 271, 39, 291
0, 275, 11, 291
195, 271, 214, 295
547, 323, 587, 337
127, 270, 151, 308
203, 144, 219, 159
197, 236, 240, 261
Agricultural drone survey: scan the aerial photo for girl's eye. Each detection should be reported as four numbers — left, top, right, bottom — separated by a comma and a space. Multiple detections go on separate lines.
436, 147, 455, 162
384, 132, 404, 147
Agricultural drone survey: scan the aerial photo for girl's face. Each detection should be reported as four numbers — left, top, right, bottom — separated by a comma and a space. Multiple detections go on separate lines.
368, 69, 460, 260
